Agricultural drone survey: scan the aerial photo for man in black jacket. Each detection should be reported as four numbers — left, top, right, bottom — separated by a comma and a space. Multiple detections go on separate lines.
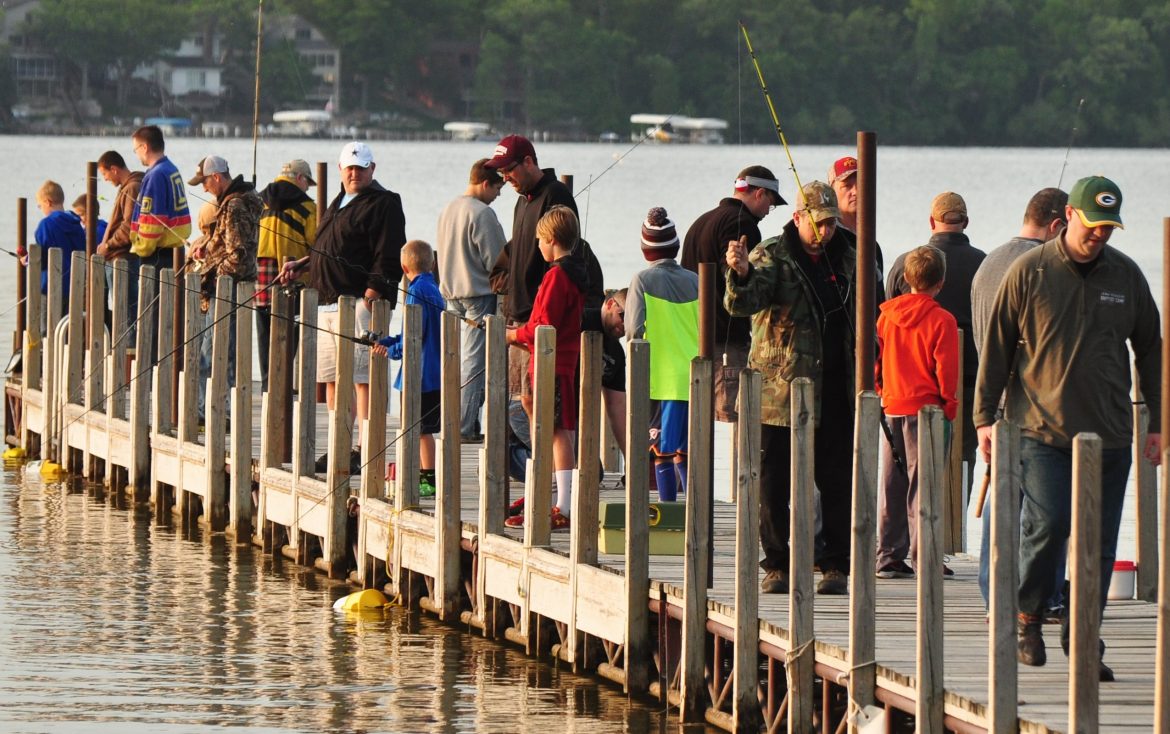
681, 165, 784, 421
282, 141, 406, 474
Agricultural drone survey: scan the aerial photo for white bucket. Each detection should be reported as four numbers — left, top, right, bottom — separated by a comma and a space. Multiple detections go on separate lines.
1108, 560, 1136, 601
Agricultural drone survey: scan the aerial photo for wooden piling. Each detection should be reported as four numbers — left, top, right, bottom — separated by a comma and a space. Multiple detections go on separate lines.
788, 377, 815, 734
15, 198, 26, 351
524, 325, 556, 548
436, 311, 462, 619
63, 253, 86, 471
42, 248, 63, 461
22, 244, 42, 388
393, 303, 421, 593
1068, 432, 1102, 733
624, 339, 651, 693
697, 262, 715, 583
355, 298, 390, 585
129, 265, 156, 497
480, 315, 507, 536
988, 419, 1021, 734
150, 268, 175, 512
733, 368, 762, 731
916, 405, 945, 733
230, 281, 254, 539
205, 276, 231, 532
268, 284, 294, 463
944, 334, 965, 553
681, 356, 713, 723
171, 249, 184, 427
572, 331, 602, 567
294, 289, 319, 478
85, 162, 98, 257
85, 254, 105, 416
323, 296, 355, 576
109, 259, 129, 420
179, 272, 201, 443
848, 391, 880, 731
1133, 374, 1158, 602
855, 131, 876, 395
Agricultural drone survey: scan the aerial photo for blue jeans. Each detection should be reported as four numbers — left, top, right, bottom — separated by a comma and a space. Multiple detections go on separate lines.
447, 294, 496, 437
1016, 437, 1131, 617
978, 478, 1067, 609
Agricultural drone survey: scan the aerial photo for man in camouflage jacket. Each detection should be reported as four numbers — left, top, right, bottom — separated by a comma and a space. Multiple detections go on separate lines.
188, 155, 261, 419
725, 181, 859, 596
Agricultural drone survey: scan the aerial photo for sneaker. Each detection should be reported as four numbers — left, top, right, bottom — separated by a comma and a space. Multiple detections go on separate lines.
817, 569, 848, 595
876, 561, 915, 579
504, 512, 524, 528
419, 480, 436, 498
550, 507, 570, 531
506, 496, 525, 518
943, 564, 955, 578
761, 569, 789, 594
1017, 614, 1047, 666
461, 432, 484, 444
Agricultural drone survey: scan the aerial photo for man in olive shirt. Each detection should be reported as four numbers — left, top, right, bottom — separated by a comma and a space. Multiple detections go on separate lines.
975, 176, 1161, 681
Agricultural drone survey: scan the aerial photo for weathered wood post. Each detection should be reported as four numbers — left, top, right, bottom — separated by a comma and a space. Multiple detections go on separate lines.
20, 244, 41, 452
1068, 432, 1102, 733
355, 298, 390, 583
42, 248, 63, 462
108, 259, 130, 421
322, 296, 355, 577
848, 391, 880, 732
150, 268, 176, 518
393, 303, 422, 595
15, 198, 26, 355
733, 368, 762, 731
1133, 371, 1158, 602
63, 252, 88, 472
294, 289, 319, 479
624, 339, 651, 693
128, 265, 156, 498
267, 284, 293, 463
568, 331, 603, 662
229, 280, 254, 540
436, 311, 463, 619
789, 377, 816, 734
171, 249, 185, 427
681, 356, 713, 723
916, 405, 946, 733
204, 275, 232, 532
474, 315, 508, 630
84, 254, 106, 477
1157, 216, 1170, 733
944, 335, 966, 553
85, 162, 98, 257
174, 271, 201, 523
988, 418, 1020, 733
523, 325, 556, 549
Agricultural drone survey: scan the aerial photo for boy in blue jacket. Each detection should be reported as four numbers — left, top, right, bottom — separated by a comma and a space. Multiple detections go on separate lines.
373, 239, 445, 497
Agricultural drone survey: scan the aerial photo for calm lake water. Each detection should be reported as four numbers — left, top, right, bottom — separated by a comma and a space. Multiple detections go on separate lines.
0, 137, 1166, 729
0, 469, 681, 733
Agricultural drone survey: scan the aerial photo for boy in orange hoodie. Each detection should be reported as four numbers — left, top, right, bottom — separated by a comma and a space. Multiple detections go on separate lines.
875, 245, 958, 579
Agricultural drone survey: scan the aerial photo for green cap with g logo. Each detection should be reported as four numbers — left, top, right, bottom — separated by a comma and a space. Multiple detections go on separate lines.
1068, 175, 1123, 228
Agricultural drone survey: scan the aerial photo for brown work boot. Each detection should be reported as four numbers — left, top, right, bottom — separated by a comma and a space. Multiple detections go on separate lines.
1017, 613, 1047, 666
761, 569, 789, 594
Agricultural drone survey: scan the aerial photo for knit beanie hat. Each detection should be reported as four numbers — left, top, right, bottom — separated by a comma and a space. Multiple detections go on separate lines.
641, 207, 679, 250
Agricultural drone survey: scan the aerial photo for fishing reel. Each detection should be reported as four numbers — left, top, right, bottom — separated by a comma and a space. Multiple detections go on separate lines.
358, 329, 383, 346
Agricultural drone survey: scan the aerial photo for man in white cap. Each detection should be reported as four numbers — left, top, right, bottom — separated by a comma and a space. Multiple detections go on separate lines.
976, 175, 1161, 682
280, 141, 406, 475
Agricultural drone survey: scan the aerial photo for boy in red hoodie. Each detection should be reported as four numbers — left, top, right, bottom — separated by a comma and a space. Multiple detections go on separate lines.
875, 245, 958, 579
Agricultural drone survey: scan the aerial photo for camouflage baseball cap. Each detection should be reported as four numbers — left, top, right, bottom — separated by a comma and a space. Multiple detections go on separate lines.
799, 181, 840, 222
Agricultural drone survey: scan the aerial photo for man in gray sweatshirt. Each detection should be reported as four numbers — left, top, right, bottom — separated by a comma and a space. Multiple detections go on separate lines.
436, 159, 507, 441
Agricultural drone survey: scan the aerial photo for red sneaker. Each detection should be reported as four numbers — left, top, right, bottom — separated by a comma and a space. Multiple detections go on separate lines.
550, 507, 570, 531
507, 496, 525, 518
504, 512, 525, 528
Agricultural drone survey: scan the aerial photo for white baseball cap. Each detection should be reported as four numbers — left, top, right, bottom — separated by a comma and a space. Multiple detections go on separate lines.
188, 155, 230, 185
339, 141, 374, 169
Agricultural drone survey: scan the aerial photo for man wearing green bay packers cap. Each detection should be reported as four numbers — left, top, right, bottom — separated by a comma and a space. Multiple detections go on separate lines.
974, 175, 1161, 682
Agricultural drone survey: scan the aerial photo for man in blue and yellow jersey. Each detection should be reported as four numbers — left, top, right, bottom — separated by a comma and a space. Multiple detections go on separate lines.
128, 125, 191, 269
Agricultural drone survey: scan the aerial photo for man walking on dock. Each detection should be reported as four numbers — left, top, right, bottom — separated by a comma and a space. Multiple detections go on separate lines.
437, 159, 507, 442
975, 175, 1162, 681
724, 181, 860, 596
681, 165, 784, 423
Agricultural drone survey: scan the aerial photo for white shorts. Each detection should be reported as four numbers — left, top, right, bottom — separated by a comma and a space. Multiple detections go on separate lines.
316, 300, 371, 383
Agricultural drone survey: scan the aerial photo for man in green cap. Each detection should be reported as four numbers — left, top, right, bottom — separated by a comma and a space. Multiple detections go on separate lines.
725, 180, 862, 596
974, 175, 1162, 681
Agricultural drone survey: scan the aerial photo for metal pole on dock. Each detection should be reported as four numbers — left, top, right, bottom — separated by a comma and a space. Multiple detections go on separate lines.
855, 132, 875, 394
1155, 217, 1170, 733
171, 248, 185, 427
85, 162, 98, 257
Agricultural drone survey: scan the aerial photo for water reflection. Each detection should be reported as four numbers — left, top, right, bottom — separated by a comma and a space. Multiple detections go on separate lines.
0, 469, 682, 733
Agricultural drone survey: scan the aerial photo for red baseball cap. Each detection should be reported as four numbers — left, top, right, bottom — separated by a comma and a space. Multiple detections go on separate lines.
828, 156, 858, 185
484, 135, 536, 169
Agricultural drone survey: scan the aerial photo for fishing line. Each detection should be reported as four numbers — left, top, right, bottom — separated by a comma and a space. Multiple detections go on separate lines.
1056, 97, 1086, 190
573, 118, 674, 200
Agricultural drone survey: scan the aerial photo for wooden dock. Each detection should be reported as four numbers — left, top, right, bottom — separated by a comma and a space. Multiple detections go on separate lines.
6, 237, 1170, 733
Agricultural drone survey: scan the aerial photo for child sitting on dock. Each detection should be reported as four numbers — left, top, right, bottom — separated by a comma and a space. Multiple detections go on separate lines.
625, 207, 698, 501
372, 239, 445, 497
504, 205, 586, 531
874, 245, 958, 579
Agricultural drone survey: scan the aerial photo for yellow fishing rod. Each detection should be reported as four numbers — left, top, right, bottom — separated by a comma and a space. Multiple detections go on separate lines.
739, 20, 823, 242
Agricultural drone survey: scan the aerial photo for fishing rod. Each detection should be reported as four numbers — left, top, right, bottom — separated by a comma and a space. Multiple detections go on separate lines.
573, 116, 675, 201
1056, 98, 1086, 191
251, 0, 264, 185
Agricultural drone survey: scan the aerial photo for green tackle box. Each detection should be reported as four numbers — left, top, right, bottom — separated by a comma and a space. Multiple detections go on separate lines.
598, 501, 687, 556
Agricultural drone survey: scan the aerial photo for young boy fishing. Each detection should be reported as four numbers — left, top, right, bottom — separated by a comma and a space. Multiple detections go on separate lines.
874, 244, 958, 579
504, 205, 586, 531
373, 239, 445, 497
625, 206, 698, 501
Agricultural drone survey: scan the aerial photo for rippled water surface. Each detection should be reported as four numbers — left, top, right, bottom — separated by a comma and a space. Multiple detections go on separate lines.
0, 469, 680, 733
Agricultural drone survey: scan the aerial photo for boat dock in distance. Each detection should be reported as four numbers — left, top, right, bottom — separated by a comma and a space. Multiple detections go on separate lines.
6, 150, 1170, 733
